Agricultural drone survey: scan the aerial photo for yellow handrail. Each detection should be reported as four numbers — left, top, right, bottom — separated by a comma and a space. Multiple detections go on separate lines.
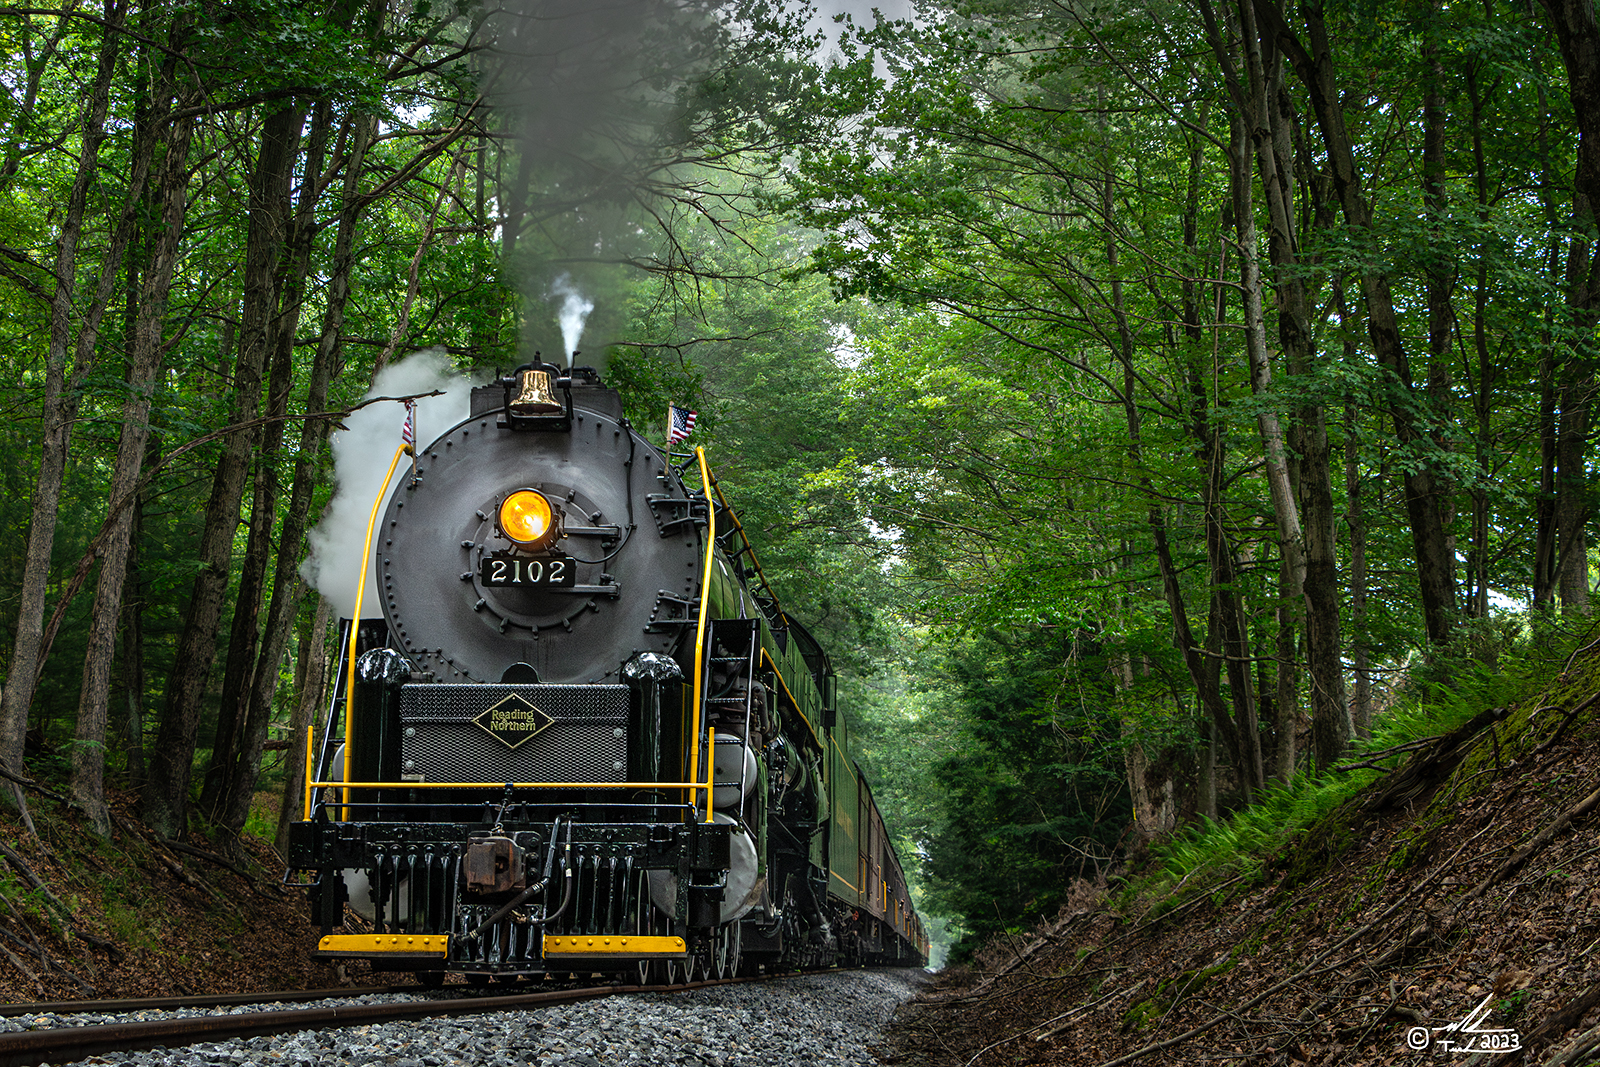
306, 777, 714, 820
308, 779, 714, 791
760, 648, 821, 747
342, 441, 411, 816
691, 447, 716, 823
707, 478, 791, 633
302, 723, 314, 820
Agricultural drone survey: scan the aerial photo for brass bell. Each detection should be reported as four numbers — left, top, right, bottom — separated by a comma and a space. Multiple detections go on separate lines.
509, 368, 562, 415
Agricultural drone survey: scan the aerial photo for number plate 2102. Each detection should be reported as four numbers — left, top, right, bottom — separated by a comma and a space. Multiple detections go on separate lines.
480, 553, 576, 587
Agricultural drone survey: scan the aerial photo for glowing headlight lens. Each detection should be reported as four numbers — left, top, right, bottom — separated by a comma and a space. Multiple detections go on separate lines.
498, 490, 555, 547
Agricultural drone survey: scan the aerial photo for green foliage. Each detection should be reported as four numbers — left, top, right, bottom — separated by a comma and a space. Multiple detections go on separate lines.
610, 216, 901, 671
1122, 950, 1241, 1030
0, 870, 55, 930
918, 626, 1130, 953
1146, 618, 1587, 901
0, 0, 1596, 981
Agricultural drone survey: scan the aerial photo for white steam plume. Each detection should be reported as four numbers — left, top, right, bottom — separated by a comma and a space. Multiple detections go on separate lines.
301, 349, 473, 619
551, 273, 594, 363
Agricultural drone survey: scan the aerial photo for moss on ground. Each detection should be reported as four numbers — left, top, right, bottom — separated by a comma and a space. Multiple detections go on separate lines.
1121, 950, 1240, 1031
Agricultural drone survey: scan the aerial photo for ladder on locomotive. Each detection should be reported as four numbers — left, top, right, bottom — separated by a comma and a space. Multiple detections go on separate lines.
702, 617, 762, 806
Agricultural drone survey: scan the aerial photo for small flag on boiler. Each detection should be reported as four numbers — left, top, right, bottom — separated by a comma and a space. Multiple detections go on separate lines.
667, 403, 697, 445
402, 400, 419, 483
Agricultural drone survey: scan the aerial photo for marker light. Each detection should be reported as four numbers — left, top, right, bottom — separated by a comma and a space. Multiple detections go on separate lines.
498, 490, 555, 547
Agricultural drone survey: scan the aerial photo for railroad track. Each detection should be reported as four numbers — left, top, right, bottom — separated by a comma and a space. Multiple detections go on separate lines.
0, 971, 830, 1067
0, 985, 422, 1019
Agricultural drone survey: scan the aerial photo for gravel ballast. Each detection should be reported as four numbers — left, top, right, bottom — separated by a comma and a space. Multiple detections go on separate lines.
21, 970, 927, 1067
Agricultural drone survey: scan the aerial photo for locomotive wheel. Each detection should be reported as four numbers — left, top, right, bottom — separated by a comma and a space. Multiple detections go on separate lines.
711, 921, 741, 980
709, 928, 727, 980
631, 872, 674, 987
414, 970, 445, 989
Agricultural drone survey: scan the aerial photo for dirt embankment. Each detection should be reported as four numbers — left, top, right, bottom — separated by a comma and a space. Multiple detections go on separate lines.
0, 790, 337, 1002
892, 646, 1600, 1066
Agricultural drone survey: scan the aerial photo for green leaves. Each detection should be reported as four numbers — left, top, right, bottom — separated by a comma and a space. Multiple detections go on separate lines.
185, 1, 389, 106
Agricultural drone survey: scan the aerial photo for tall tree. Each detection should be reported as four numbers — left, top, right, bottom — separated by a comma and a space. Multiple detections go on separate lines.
72, 89, 198, 836
1, 0, 134, 808
1255, 0, 1461, 644
1538, 0, 1600, 613
143, 101, 305, 838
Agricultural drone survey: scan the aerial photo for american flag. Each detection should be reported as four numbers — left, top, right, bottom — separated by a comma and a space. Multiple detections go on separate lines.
667, 404, 697, 444
401, 402, 414, 446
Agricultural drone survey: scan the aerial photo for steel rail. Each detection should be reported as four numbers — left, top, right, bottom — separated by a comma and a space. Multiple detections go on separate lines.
0, 971, 844, 1067
0, 984, 418, 1019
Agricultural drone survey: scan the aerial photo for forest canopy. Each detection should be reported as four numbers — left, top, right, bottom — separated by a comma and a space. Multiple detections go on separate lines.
0, 0, 1596, 956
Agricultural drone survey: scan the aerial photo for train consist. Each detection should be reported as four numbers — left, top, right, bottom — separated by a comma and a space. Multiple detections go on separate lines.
287, 362, 928, 982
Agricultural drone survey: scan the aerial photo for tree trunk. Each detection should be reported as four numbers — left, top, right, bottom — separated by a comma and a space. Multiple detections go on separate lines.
118, 194, 155, 787
142, 103, 305, 840
1421, 16, 1460, 610
1337, 279, 1373, 739
1536, 0, 1600, 615
1198, 423, 1266, 797
1204, 0, 1347, 769
1465, 62, 1493, 620
275, 596, 331, 858
1534, 328, 1560, 610
1, 0, 129, 798
1196, 710, 1217, 821
1114, 648, 1178, 840
1224, 107, 1303, 782
218, 108, 373, 844
216, 103, 338, 842
1268, 92, 1347, 771
1101, 121, 1253, 800
199, 458, 272, 821
1275, 553, 1298, 780
71, 99, 196, 837
1185, 205, 1266, 797
120, 472, 148, 786
1123, 736, 1179, 839
1536, 0, 1600, 216
197, 100, 313, 823
1531, 53, 1566, 611
1257, 0, 1459, 645
1554, 307, 1594, 613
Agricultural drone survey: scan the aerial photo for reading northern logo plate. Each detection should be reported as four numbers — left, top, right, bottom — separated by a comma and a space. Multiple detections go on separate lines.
474, 694, 554, 749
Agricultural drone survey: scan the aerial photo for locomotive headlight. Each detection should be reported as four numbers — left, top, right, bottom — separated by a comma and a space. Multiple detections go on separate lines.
498, 489, 556, 548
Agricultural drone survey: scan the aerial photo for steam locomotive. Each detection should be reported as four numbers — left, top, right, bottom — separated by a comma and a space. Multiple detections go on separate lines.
286, 363, 928, 982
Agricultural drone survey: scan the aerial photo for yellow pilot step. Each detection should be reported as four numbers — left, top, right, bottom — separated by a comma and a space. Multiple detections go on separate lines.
315, 933, 449, 958
543, 935, 687, 957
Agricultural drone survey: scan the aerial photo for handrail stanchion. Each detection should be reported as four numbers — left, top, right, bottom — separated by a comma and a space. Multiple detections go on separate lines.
691, 447, 717, 822
342, 441, 411, 818
302, 724, 315, 820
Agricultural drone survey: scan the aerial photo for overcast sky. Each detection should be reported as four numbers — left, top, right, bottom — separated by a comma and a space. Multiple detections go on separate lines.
810, 0, 918, 58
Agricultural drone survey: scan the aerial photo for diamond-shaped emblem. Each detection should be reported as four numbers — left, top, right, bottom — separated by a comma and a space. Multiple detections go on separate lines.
474, 694, 554, 750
